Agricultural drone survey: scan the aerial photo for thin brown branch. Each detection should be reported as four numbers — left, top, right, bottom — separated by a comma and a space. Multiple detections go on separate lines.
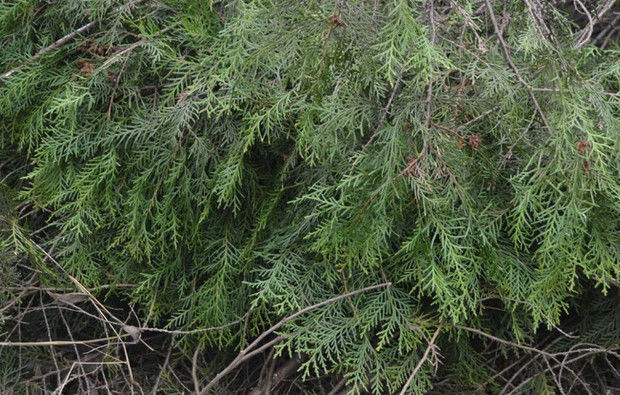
522, 0, 552, 39
0, 0, 152, 80
399, 322, 443, 395
573, 0, 594, 48
430, 121, 464, 140
455, 324, 555, 358
199, 282, 391, 394
270, 357, 301, 392
359, 63, 406, 154
449, 0, 486, 52
0, 334, 130, 347
543, 354, 568, 395
0, 21, 97, 80
504, 347, 617, 395
151, 345, 173, 395
107, 55, 131, 123
425, 0, 437, 129
257, 347, 276, 391
138, 316, 245, 335
456, 324, 619, 360
575, 0, 615, 48
479, 336, 561, 392
483, 0, 552, 134
101, 23, 176, 71
57, 306, 90, 393
5, 283, 136, 292
499, 110, 537, 167
31, 241, 139, 393
241, 335, 286, 363
192, 343, 202, 394
327, 376, 347, 395
40, 293, 62, 386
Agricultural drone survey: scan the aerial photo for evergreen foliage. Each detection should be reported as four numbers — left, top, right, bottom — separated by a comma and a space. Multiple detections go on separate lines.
0, 0, 618, 393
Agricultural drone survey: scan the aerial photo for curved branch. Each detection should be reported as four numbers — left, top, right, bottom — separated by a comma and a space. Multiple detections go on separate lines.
199, 282, 391, 394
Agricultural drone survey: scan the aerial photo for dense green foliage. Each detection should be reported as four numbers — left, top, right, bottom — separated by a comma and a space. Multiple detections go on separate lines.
1, 0, 618, 393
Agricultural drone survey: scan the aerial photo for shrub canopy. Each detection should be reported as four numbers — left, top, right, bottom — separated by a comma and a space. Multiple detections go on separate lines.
1, 0, 618, 393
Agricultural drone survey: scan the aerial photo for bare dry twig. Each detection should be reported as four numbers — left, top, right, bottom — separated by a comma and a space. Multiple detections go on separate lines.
399, 322, 443, 395
483, 0, 552, 135
199, 282, 391, 394
574, 0, 616, 48
0, 22, 97, 80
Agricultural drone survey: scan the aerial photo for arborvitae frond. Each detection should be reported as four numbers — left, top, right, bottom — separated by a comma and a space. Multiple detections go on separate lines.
0, 0, 618, 393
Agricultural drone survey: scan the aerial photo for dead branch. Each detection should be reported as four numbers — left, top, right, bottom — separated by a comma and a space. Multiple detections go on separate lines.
0, 334, 130, 347
483, 0, 552, 134
199, 282, 391, 394
575, 0, 616, 48
0, 21, 97, 80
399, 322, 443, 395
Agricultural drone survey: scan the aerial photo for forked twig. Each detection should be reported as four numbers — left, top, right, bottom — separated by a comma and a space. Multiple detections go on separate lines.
574, 0, 615, 48
199, 282, 391, 394
399, 322, 443, 395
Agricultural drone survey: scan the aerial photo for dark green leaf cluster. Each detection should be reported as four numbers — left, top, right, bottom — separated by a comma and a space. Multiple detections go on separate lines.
1, 0, 618, 393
